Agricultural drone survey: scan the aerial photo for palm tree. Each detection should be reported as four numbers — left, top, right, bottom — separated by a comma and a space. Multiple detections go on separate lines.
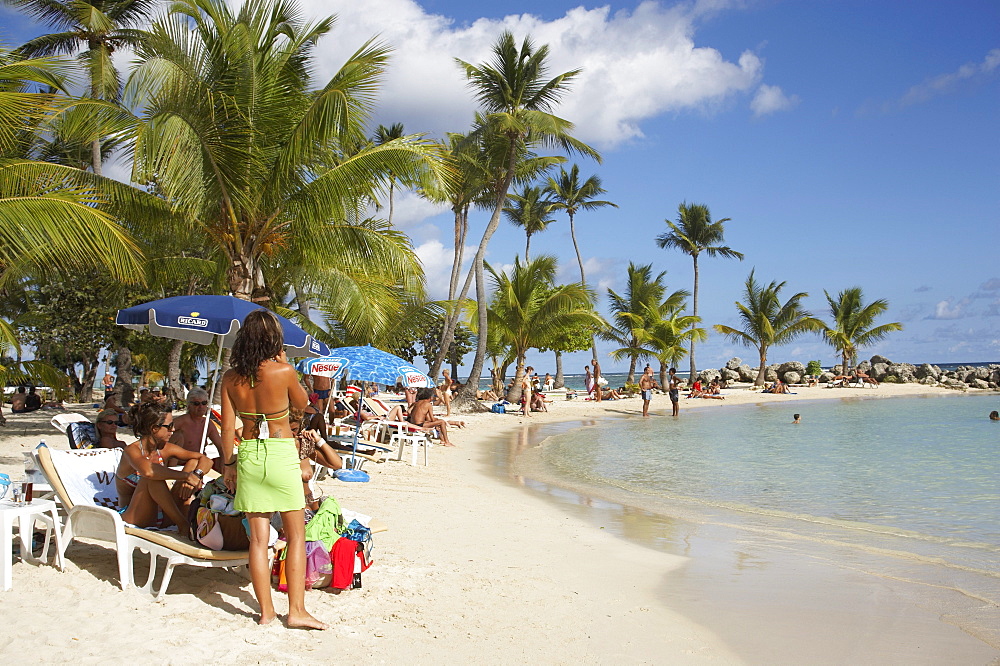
822, 287, 902, 373
0, 47, 154, 289
656, 202, 743, 383
504, 184, 555, 261
714, 270, 823, 386
647, 307, 705, 390
5, 0, 159, 175
127, 0, 448, 303
452, 30, 600, 405
545, 164, 616, 359
484, 255, 603, 404
601, 263, 687, 383
373, 122, 405, 225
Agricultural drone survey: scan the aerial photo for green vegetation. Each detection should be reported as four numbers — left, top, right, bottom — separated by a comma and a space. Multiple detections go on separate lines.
822, 287, 903, 374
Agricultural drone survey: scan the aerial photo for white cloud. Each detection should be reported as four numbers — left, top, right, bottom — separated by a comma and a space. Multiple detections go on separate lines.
901, 48, 1000, 106
413, 239, 472, 300
750, 83, 799, 116
381, 189, 448, 229
927, 299, 968, 320
299, 0, 767, 147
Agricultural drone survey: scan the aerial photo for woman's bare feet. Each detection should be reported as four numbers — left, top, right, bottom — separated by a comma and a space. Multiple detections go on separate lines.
286, 612, 328, 630
258, 612, 277, 626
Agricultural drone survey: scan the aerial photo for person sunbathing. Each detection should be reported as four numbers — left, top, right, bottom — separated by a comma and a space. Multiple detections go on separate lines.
407, 387, 453, 446
95, 409, 128, 449
115, 402, 212, 532
600, 387, 623, 400
529, 391, 547, 412
686, 380, 704, 398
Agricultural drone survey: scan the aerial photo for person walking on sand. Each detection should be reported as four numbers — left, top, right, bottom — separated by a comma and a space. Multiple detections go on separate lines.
584, 365, 594, 397
219, 309, 326, 630
668, 368, 680, 417
520, 366, 534, 417
639, 366, 658, 417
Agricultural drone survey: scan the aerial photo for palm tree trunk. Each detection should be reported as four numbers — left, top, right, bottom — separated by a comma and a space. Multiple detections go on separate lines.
659, 361, 667, 390
228, 253, 255, 301
755, 351, 767, 386
525, 232, 531, 262
453, 148, 518, 409
387, 180, 395, 226
114, 344, 134, 406
689, 254, 699, 383
167, 339, 183, 406
431, 207, 470, 379
570, 211, 600, 363
89, 45, 103, 177
627, 356, 637, 385
506, 355, 526, 404
554, 351, 564, 389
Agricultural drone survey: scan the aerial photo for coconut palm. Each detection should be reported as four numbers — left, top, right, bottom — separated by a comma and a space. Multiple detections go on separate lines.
714, 270, 823, 386
504, 184, 555, 261
656, 202, 743, 383
373, 122, 405, 225
5, 0, 159, 175
452, 30, 600, 405
822, 287, 902, 373
0, 48, 155, 289
127, 0, 448, 302
484, 255, 603, 404
647, 307, 705, 389
544, 164, 616, 359
601, 263, 687, 383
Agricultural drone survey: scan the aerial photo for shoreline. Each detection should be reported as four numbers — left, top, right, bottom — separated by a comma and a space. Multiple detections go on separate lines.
1, 383, 997, 662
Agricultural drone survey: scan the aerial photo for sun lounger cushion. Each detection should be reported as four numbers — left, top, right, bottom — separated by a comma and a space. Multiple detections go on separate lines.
49, 447, 121, 509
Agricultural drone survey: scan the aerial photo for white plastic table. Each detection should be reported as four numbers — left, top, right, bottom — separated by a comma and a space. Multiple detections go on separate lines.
1, 498, 63, 590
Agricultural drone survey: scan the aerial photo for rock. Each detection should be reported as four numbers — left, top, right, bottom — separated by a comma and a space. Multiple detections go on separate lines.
915, 363, 940, 380
764, 367, 777, 382
857, 360, 872, 374
698, 368, 721, 383
832, 364, 844, 375
782, 371, 802, 385
941, 378, 967, 389
738, 364, 756, 382
919, 376, 938, 385
721, 368, 740, 382
725, 357, 743, 370
819, 371, 836, 383
778, 361, 806, 375
870, 354, 891, 365
991, 369, 1000, 384
974, 366, 991, 380
871, 363, 889, 380
968, 378, 989, 389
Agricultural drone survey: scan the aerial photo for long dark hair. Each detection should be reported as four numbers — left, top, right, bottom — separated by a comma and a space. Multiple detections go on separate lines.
231, 309, 283, 383
129, 401, 172, 438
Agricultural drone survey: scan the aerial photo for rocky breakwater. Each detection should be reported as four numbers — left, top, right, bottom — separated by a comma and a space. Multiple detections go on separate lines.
702, 356, 1000, 391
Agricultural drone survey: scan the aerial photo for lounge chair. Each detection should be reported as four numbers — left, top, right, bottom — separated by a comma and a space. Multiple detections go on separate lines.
35, 446, 249, 600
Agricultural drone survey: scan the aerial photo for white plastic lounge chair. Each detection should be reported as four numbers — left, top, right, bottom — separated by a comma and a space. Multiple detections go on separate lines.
50, 413, 91, 433
35, 446, 249, 600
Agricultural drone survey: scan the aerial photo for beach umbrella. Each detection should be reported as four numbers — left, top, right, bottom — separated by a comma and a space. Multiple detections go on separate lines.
298, 346, 432, 482
116, 295, 330, 451
296, 347, 432, 387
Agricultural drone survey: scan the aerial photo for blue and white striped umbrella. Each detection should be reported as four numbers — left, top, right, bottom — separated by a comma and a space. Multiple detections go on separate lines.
297, 346, 431, 387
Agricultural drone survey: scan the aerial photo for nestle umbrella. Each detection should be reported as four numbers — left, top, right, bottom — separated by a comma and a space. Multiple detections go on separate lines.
296, 346, 431, 387
116, 295, 330, 452
116, 295, 329, 357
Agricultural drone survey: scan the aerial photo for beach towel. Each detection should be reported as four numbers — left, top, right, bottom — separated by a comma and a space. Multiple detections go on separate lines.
330, 537, 358, 590
48, 447, 121, 508
304, 496, 347, 550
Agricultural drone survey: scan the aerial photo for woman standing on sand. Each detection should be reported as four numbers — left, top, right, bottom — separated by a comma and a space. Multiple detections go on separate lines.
219, 310, 326, 630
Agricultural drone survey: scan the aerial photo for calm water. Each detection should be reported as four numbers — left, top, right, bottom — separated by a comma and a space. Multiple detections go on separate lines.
534, 393, 1000, 621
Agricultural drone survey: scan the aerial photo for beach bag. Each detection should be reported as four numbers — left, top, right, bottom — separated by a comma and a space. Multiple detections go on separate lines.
330, 536, 371, 590
189, 478, 250, 550
491, 402, 506, 414
344, 518, 374, 563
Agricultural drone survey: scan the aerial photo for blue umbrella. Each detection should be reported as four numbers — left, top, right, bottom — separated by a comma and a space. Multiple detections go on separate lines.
296, 346, 431, 386
116, 295, 329, 357
116, 295, 330, 452
297, 346, 433, 481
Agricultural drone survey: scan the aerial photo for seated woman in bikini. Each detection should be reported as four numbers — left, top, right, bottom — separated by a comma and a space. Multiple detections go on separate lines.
115, 402, 212, 531
289, 407, 343, 511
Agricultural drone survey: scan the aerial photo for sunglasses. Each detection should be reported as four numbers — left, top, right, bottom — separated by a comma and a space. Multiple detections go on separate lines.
189, 400, 209, 406
154, 422, 176, 431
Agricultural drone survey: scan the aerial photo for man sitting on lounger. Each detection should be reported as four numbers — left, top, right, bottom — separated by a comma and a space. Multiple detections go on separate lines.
169, 388, 222, 468
408, 387, 453, 446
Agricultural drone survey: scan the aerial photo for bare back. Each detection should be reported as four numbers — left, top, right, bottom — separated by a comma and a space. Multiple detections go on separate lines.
221, 360, 307, 441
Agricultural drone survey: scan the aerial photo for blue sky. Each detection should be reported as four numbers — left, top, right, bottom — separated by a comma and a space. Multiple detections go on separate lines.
3, 0, 998, 376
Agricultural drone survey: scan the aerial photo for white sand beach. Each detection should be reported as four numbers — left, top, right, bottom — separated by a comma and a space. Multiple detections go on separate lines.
1, 383, 997, 664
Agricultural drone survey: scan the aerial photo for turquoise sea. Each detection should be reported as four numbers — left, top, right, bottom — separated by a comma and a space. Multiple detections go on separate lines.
516, 392, 1000, 653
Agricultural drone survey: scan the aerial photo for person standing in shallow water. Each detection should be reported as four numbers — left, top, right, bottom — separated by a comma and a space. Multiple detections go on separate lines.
593, 358, 603, 402
668, 368, 680, 417
220, 309, 326, 630
639, 366, 658, 417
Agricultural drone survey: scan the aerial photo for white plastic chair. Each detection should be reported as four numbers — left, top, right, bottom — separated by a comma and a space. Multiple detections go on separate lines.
49, 413, 91, 433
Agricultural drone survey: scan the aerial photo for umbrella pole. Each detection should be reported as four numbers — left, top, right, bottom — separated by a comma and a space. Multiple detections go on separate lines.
349, 378, 364, 470
199, 341, 225, 454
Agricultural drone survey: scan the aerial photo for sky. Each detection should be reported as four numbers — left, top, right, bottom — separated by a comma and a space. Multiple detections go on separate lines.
2, 0, 998, 376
